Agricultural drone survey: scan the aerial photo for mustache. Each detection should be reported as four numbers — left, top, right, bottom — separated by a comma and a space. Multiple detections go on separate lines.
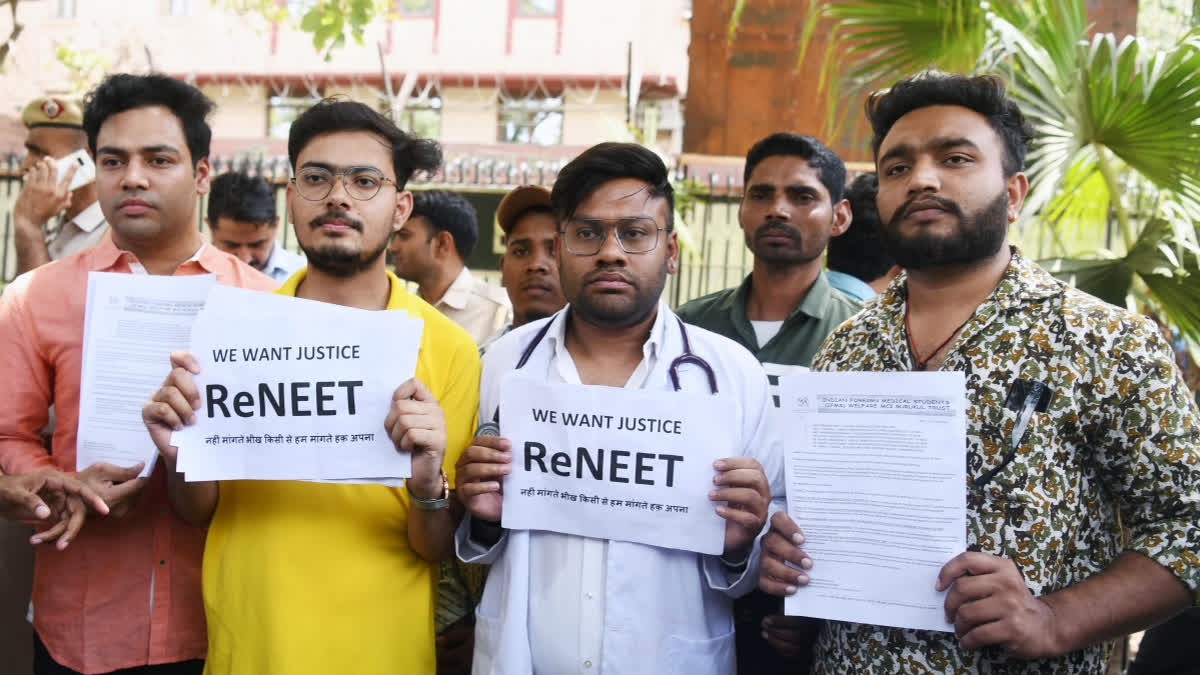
308, 211, 364, 232
890, 194, 965, 227
754, 220, 800, 241
581, 266, 637, 288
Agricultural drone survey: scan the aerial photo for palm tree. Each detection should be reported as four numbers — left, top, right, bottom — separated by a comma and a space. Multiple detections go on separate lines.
734, 0, 1200, 358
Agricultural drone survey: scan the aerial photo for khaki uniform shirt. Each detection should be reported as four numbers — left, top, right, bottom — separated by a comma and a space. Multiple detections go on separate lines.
434, 266, 512, 346
46, 201, 108, 261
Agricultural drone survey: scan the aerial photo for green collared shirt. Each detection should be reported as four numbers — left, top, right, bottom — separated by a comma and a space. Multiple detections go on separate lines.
676, 270, 862, 367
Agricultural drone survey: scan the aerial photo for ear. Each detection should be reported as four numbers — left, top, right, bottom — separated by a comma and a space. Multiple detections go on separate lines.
194, 157, 212, 195
665, 229, 679, 275
435, 229, 456, 258
284, 182, 296, 225
830, 198, 852, 237
393, 190, 413, 235
1005, 172, 1029, 223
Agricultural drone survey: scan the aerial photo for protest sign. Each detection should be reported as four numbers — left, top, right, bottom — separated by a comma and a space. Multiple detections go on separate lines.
173, 285, 423, 482
499, 375, 737, 555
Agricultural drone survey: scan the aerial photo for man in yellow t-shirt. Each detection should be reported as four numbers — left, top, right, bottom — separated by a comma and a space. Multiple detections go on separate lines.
142, 100, 480, 674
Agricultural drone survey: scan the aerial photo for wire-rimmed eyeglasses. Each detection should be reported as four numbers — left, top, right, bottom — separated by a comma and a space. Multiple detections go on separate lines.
560, 217, 666, 256
291, 166, 397, 201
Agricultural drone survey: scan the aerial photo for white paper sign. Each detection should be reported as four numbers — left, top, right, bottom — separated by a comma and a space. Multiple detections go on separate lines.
77, 272, 217, 477
779, 371, 967, 633
172, 286, 423, 482
499, 376, 738, 555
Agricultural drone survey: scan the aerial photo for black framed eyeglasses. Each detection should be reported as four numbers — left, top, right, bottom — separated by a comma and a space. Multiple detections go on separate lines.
560, 217, 666, 256
291, 166, 397, 201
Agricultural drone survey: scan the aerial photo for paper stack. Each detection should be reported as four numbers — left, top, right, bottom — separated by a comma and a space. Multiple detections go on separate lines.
77, 272, 217, 477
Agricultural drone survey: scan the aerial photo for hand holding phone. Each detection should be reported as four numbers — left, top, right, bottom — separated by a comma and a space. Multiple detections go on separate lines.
54, 149, 96, 191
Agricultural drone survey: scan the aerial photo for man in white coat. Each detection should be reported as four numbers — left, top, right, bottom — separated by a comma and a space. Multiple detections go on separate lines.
455, 142, 779, 674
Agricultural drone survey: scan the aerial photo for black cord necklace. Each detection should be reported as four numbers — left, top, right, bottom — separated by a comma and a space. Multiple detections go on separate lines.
904, 302, 973, 371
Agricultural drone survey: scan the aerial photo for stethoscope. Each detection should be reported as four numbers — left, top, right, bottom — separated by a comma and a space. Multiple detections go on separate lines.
486, 313, 719, 427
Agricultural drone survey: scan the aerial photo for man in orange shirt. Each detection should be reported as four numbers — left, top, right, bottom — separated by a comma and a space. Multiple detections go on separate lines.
0, 73, 275, 674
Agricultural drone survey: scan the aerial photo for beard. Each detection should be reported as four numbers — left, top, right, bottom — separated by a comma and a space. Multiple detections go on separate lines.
745, 220, 824, 266
299, 211, 390, 278
882, 191, 1009, 270
565, 261, 667, 329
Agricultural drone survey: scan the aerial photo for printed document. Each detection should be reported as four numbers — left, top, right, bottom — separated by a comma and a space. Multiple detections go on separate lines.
778, 371, 967, 632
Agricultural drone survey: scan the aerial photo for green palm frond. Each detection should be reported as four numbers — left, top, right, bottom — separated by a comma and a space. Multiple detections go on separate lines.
786, 0, 994, 140
991, 6, 1200, 244
1044, 217, 1200, 346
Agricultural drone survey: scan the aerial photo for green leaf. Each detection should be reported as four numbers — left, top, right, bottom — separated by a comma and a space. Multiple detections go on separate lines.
1041, 255, 1134, 307
300, 7, 323, 33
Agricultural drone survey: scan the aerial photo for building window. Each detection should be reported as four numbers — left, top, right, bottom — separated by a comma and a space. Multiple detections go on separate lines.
517, 0, 557, 16
396, 0, 435, 16
395, 95, 442, 140
498, 94, 563, 145
55, 0, 77, 19
168, 0, 192, 16
268, 94, 322, 139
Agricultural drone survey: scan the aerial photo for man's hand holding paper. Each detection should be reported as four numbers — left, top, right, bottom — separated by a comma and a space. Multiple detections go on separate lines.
385, 377, 447, 499
711, 455, 770, 561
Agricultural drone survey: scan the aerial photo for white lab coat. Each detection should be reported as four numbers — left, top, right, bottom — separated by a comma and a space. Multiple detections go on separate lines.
456, 304, 783, 675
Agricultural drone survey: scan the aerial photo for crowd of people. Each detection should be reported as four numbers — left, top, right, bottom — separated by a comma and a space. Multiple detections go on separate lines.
0, 69, 1196, 675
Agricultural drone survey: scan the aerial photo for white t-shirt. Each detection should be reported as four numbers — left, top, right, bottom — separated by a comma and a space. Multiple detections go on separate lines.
749, 319, 784, 348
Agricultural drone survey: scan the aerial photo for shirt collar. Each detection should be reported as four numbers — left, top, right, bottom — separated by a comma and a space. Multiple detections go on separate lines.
276, 266, 407, 309
543, 300, 668, 383
874, 246, 1065, 366
730, 269, 839, 347
436, 266, 473, 311
68, 201, 105, 233
85, 234, 213, 275
883, 247, 1063, 308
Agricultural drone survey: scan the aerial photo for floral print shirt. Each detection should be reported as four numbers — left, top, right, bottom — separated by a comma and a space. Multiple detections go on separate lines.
808, 248, 1200, 674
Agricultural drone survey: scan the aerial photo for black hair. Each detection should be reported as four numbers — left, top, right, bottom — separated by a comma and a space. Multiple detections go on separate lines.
83, 73, 215, 166
551, 142, 674, 230
207, 171, 277, 227
743, 133, 847, 203
410, 190, 479, 259
826, 172, 895, 283
287, 98, 441, 190
866, 72, 1034, 176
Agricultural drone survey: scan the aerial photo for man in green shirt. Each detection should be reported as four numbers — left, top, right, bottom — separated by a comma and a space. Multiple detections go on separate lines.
676, 132, 861, 672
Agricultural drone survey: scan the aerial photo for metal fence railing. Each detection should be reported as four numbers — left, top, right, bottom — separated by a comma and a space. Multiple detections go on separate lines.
0, 154, 754, 308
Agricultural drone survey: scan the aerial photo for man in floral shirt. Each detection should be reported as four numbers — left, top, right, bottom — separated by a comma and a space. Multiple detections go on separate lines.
759, 72, 1200, 673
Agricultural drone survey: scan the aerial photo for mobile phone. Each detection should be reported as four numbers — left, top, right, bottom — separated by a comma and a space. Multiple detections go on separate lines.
54, 148, 96, 191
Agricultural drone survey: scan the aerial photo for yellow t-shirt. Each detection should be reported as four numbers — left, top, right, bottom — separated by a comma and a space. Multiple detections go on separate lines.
201, 269, 481, 675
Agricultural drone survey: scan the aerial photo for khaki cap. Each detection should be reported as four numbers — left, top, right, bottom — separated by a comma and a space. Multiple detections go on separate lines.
21, 96, 84, 129
496, 184, 553, 234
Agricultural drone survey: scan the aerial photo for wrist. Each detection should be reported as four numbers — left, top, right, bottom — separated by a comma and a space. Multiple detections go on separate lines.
406, 474, 443, 500
406, 470, 449, 510
13, 214, 44, 234
1037, 595, 1069, 658
720, 545, 751, 568
470, 515, 503, 546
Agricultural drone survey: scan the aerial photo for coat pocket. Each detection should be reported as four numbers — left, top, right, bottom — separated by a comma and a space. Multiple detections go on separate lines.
663, 630, 736, 675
